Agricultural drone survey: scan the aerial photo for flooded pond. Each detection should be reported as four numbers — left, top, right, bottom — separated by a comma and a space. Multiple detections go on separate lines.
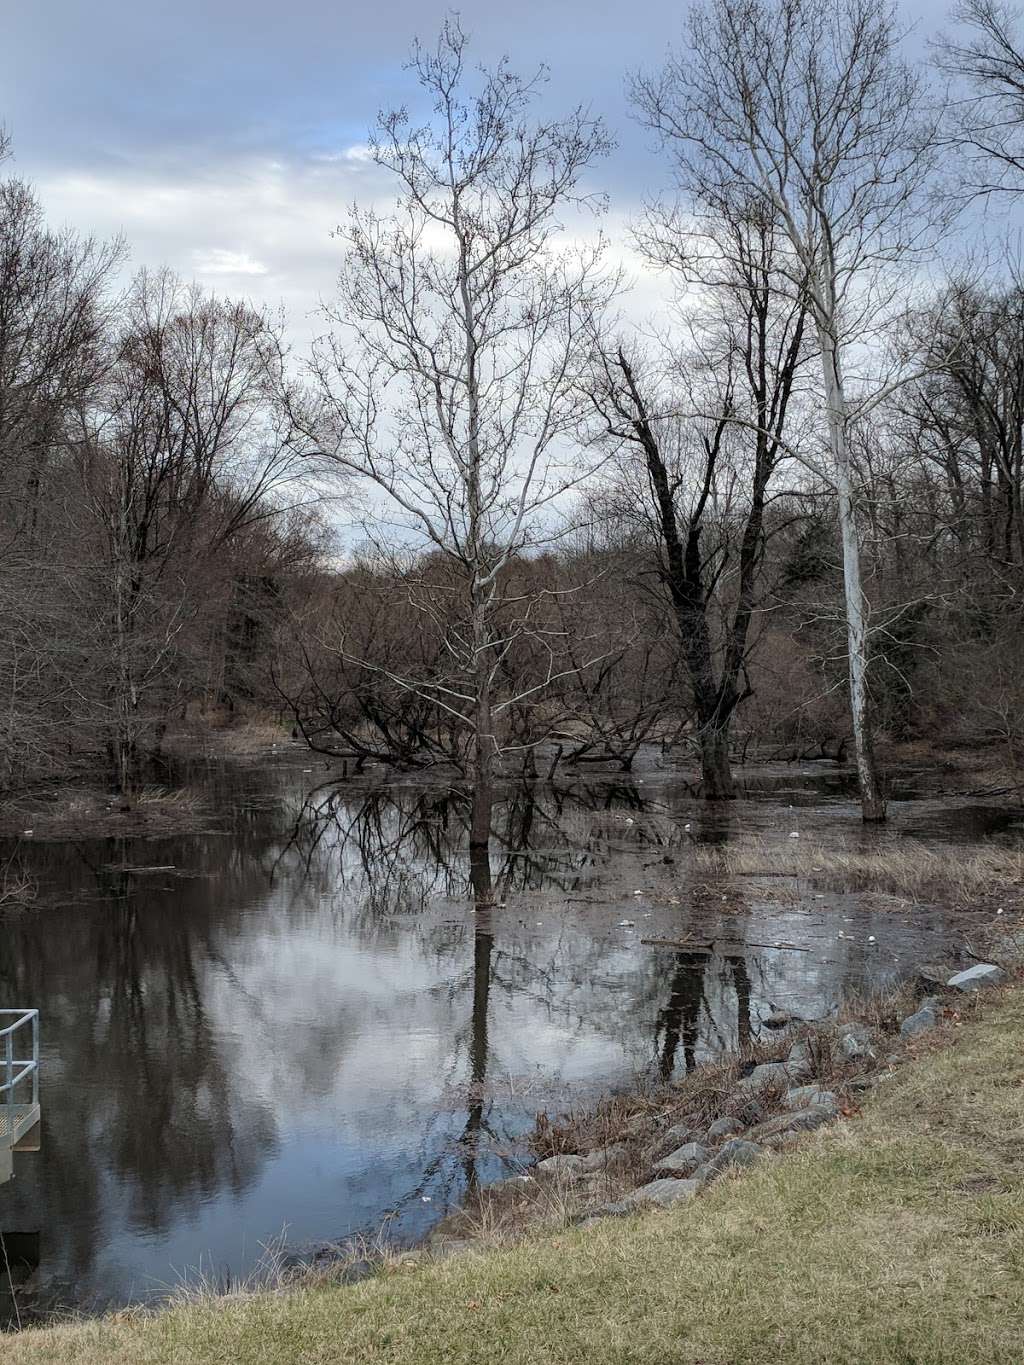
0, 752, 1017, 1320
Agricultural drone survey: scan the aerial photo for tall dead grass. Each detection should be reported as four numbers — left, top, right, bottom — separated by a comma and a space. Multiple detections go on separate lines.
694, 837, 1024, 903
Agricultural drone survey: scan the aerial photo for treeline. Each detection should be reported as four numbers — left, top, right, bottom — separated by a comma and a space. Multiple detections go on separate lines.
0, 147, 324, 793
4, 0, 1024, 831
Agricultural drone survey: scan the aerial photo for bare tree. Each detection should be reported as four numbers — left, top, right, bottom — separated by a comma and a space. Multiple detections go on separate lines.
301, 19, 614, 851
937, 0, 1024, 196
631, 0, 944, 820
586, 202, 808, 796
905, 275, 1024, 581
0, 171, 122, 784
70, 269, 301, 796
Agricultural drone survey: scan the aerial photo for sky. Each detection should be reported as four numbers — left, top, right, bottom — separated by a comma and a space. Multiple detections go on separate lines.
1, 0, 958, 353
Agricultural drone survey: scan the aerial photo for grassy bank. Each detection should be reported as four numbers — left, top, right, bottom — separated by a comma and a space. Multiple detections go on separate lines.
9, 985, 1024, 1364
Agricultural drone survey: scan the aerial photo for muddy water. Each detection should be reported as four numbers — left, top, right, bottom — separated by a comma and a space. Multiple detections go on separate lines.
0, 754, 1017, 1320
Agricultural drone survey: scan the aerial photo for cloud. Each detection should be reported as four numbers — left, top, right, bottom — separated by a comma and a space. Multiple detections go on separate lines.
192, 248, 269, 277
31, 150, 397, 350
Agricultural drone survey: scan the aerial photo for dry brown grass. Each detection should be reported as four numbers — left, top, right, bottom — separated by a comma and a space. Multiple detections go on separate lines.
0, 784, 210, 839
695, 836, 1024, 903
212, 718, 294, 755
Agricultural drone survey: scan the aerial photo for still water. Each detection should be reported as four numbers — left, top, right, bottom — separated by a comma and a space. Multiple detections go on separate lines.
0, 753, 1015, 1319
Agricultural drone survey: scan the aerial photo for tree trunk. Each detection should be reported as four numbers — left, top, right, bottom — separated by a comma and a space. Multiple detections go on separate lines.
111, 520, 138, 803
469, 589, 494, 853
698, 722, 735, 799
818, 326, 886, 822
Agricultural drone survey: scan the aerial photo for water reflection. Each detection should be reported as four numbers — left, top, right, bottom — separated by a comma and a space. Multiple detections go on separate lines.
0, 760, 1009, 1321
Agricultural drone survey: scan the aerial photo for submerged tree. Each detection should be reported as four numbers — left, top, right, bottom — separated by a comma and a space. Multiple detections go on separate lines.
632, 0, 945, 820
587, 201, 808, 798
302, 19, 614, 853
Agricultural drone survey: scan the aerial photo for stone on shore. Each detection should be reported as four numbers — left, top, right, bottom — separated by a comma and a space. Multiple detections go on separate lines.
747, 1106, 834, 1143
786, 1039, 815, 1081
947, 964, 1005, 992
737, 1061, 790, 1092
695, 1138, 762, 1185
624, 1178, 700, 1209
706, 1115, 745, 1140
579, 1143, 631, 1171
536, 1153, 587, 1177
659, 1120, 702, 1150
654, 1141, 710, 1177
784, 1086, 838, 1113
900, 997, 940, 1038
837, 1022, 876, 1061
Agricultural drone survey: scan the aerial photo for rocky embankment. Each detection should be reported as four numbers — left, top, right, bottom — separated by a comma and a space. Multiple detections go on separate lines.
431, 959, 1009, 1249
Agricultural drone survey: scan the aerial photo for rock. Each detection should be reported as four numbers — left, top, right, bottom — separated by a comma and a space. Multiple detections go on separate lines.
747, 1107, 834, 1142
624, 1178, 700, 1209
915, 963, 951, 992
733, 1098, 766, 1127
579, 1143, 631, 1172
837, 1022, 875, 1062
785, 1039, 815, 1081
660, 1120, 702, 1148
485, 1173, 535, 1193
759, 1131, 805, 1152
573, 1200, 633, 1227
899, 996, 940, 1039
947, 963, 1006, 992
738, 1061, 790, 1092
536, 1153, 587, 1177
654, 1141, 710, 1177
706, 1115, 745, 1140
784, 1086, 838, 1113
762, 1010, 802, 1030
695, 1138, 762, 1185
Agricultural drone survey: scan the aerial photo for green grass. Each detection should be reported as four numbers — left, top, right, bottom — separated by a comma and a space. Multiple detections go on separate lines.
9, 989, 1024, 1364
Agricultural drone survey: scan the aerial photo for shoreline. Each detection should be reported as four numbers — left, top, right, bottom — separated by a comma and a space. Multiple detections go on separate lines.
424, 936, 1018, 1254
7, 952, 1024, 1362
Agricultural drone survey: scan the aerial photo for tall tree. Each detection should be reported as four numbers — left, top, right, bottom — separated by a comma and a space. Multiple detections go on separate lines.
631, 0, 944, 820
587, 203, 808, 797
0, 168, 122, 784
72, 269, 299, 796
302, 19, 613, 852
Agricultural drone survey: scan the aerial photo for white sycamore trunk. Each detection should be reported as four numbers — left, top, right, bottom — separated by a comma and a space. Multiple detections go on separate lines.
817, 324, 886, 822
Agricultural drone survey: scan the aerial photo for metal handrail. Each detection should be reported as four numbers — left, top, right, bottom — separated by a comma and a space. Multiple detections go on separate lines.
0, 1009, 39, 1140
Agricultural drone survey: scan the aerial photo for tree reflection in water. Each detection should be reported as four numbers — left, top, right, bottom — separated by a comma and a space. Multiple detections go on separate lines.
0, 762, 933, 1319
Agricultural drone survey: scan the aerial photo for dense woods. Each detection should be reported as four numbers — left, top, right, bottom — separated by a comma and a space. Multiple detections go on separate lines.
3, 0, 1024, 839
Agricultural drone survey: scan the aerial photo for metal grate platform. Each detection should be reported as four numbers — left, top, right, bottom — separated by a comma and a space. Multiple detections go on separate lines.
0, 1103, 39, 1145
2, 1009, 40, 1180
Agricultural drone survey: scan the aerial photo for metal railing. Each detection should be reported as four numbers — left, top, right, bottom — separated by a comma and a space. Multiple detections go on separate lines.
0, 1009, 39, 1143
